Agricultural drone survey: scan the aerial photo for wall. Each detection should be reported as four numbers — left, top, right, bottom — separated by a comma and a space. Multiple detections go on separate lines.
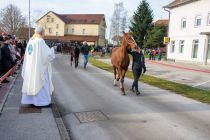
98, 17, 106, 46
65, 24, 99, 36
168, 0, 210, 63
37, 12, 65, 36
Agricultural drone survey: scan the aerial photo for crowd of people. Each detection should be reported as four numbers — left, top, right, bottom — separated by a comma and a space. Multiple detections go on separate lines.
0, 32, 26, 87
146, 48, 163, 61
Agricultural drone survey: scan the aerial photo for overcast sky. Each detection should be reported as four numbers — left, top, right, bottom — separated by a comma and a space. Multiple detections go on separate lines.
0, 0, 172, 37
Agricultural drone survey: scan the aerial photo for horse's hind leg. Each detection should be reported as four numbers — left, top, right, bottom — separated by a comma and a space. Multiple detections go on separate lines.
116, 68, 120, 81
113, 66, 117, 86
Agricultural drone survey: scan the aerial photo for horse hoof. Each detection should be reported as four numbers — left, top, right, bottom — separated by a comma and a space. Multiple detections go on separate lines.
121, 89, 126, 96
121, 93, 126, 96
113, 83, 117, 86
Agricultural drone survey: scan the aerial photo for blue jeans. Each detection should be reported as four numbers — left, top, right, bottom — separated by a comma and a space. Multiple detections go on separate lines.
83, 54, 89, 66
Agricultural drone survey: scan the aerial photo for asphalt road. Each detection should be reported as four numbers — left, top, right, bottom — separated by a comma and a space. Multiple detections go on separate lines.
52, 54, 210, 140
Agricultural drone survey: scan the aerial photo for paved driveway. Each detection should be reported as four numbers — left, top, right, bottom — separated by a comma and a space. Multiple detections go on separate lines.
98, 58, 210, 91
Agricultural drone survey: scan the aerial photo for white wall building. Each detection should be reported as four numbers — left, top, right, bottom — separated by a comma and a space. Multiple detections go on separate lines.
165, 0, 210, 65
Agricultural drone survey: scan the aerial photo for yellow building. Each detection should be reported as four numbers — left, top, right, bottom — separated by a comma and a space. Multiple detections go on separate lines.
36, 11, 106, 46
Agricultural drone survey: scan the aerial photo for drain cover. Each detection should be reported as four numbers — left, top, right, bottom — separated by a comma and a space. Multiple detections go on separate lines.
19, 106, 41, 114
74, 111, 108, 123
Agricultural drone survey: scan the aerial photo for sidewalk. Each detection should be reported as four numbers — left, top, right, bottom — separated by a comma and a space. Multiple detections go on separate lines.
146, 59, 210, 74
0, 73, 62, 140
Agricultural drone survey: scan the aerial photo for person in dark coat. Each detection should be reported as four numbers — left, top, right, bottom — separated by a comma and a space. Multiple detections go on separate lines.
17, 40, 24, 58
0, 35, 4, 77
70, 47, 74, 67
81, 41, 90, 69
74, 45, 80, 68
1, 36, 14, 83
129, 47, 146, 95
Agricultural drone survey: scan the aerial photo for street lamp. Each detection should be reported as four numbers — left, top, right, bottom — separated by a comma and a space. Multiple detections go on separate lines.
28, 0, 31, 40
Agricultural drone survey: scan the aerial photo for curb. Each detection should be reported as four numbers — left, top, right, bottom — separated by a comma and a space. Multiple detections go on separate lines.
51, 97, 71, 140
0, 70, 20, 114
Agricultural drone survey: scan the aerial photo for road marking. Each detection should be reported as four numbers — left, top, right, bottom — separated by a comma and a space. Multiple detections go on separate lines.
193, 80, 210, 87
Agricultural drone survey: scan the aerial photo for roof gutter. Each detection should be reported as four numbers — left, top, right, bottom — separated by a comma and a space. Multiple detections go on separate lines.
163, 7, 171, 60
163, 7, 170, 36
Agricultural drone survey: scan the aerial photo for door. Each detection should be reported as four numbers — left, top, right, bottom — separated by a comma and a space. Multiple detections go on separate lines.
208, 36, 210, 59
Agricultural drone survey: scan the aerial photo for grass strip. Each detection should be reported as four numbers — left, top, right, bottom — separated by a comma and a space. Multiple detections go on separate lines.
89, 57, 210, 104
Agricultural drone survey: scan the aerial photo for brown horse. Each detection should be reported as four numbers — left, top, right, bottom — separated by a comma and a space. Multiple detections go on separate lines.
111, 32, 137, 95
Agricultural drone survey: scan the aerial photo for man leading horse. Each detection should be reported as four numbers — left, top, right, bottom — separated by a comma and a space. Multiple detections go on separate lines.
111, 32, 137, 95
111, 32, 146, 96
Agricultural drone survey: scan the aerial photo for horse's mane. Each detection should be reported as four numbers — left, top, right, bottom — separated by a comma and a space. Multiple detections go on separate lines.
112, 47, 119, 53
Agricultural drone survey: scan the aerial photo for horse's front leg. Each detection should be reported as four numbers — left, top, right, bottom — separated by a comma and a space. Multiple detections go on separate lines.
113, 66, 117, 86
120, 69, 126, 95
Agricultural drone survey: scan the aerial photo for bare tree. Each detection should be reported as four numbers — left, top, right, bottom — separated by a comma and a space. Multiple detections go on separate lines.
0, 4, 26, 34
110, 2, 127, 46
120, 12, 128, 34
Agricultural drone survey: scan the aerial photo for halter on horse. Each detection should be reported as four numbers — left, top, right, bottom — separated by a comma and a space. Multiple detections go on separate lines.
111, 32, 137, 95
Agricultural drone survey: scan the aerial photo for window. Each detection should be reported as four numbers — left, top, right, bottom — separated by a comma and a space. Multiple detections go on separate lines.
47, 18, 50, 22
56, 24, 59, 29
179, 40, 185, 53
66, 28, 68, 33
195, 15, 202, 27
82, 29, 86, 35
49, 28, 52, 34
56, 32, 59, 36
192, 40, 199, 58
51, 18, 54, 22
207, 13, 210, 25
181, 18, 186, 29
170, 41, 175, 53
72, 28, 74, 34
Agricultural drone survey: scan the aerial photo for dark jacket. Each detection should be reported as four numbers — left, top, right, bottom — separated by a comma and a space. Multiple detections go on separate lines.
1, 43, 14, 73
129, 51, 146, 69
17, 42, 25, 56
74, 47, 80, 57
0, 43, 2, 75
81, 44, 90, 55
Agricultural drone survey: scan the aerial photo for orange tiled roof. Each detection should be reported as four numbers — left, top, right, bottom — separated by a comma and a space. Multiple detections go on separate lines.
52, 12, 104, 24
154, 19, 169, 26
164, 0, 200, 9
44, 35, 99, 42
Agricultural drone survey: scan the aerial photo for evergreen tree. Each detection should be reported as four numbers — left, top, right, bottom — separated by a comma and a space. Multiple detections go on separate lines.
129, 0, 153, 48
144, 25, 167, 49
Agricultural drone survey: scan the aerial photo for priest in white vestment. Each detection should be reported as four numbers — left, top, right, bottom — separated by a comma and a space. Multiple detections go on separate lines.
21, 26, 55, 107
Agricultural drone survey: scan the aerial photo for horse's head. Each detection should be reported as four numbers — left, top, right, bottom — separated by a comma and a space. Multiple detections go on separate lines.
122, 32, 137, 50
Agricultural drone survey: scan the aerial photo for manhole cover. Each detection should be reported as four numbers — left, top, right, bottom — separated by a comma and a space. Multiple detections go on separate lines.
19, 106, 42, 114
74, 111, 109, 123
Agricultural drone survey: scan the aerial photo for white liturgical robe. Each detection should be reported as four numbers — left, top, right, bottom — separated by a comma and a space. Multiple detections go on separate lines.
21, 34, 55, 106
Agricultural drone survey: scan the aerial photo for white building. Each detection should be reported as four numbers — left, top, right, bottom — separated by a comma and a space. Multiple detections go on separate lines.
165, 0, 210, 65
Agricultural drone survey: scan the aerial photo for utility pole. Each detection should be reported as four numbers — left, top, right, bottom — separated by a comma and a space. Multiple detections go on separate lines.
28, 0, 31, 40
